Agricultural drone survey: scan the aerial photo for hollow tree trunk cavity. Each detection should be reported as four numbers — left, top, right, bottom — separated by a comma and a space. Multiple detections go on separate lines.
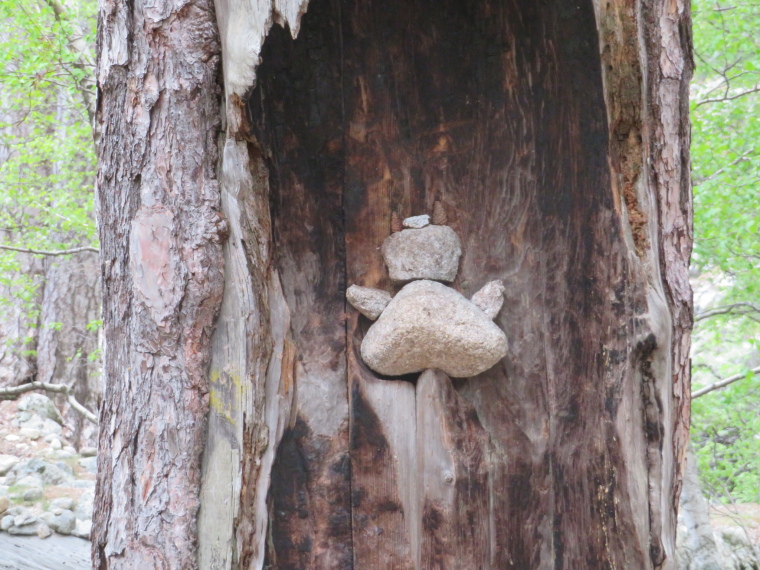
95, 0, 693, 568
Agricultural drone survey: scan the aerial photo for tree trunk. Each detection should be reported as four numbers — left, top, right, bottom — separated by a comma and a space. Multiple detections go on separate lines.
95, 0, 693, 568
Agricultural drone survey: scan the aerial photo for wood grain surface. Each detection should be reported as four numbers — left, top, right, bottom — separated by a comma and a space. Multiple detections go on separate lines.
201, 0, 693, 567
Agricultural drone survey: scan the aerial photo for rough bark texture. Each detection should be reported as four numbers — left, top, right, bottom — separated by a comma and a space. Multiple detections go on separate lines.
96, 0, 692, 567
0, 253, 101, 447
36, 254, 102, 448
0, 253, 44, 386
92, 0, 226, 565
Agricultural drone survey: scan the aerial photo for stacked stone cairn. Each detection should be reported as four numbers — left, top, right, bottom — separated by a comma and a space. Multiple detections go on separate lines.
346, 212, 508, 378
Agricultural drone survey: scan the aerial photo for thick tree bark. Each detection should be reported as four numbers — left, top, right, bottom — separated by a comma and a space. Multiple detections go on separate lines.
92, 0, 226, 566
96, 0, 692, 568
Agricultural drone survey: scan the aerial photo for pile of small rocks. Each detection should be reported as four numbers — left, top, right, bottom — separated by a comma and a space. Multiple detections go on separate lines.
0, 394, 96, 541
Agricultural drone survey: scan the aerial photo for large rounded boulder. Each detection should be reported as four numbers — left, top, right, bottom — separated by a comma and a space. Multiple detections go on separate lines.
361, 280, 507, 377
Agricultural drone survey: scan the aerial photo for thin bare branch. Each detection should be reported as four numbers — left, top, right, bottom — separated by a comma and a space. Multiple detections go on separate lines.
67, 394, 98, 423
0, 244, 99, 256
0, 381, 97, 424
692, 149, 755, 185
695, 86, 760, 107
692, 365, 760, 399
695, 302, 760, 322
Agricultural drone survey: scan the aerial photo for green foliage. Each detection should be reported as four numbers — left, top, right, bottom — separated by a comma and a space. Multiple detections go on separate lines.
690, 0, 760, 503
691, 0, 760, 322
692, 370, 760, 502
0, 0, 98, 291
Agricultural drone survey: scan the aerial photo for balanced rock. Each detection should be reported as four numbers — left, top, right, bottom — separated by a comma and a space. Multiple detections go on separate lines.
346, 285, 392, 321
382, 225, 461, 283
361, 280, 507, 377
471, 280, 506, 319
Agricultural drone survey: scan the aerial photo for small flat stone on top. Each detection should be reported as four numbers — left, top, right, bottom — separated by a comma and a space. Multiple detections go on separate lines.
402, 214, 430, 229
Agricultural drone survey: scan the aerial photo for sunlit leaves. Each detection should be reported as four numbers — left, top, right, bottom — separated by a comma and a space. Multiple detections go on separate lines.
0, 0, 97, 304
690, 0, 760, 503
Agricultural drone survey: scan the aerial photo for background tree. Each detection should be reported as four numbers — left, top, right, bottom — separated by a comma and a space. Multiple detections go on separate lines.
0, 0, 100, 445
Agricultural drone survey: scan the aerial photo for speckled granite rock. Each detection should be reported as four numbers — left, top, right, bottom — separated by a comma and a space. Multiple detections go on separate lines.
361, 280, 507, 377
346, 285, 392, 321
471, 280, 505, 319
381, 225, 461, 283
402, 214, 430, 229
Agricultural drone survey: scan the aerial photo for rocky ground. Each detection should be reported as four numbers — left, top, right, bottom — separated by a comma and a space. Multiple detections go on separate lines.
0, 394, 94, 568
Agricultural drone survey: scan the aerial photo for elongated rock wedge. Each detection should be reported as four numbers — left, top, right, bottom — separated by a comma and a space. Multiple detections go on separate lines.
346, 285, 392, 320
471, 279, 505, 319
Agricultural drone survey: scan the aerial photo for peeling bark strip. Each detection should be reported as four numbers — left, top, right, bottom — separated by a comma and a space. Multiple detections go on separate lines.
93, 0, 225, 565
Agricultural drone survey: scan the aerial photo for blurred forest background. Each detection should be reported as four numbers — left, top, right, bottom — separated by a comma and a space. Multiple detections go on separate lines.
0, 0, 758, 565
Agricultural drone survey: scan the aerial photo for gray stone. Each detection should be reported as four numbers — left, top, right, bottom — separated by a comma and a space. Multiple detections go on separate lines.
22, 487, 43, 501
4, 434, 20, 442
13, 474, 44, 489
36, 522, 52, 538
74, 489, 93, 520
17, 393, 63, 424
13, 512, 37, 527
402, 214, 430, 229
1, 515, 13, 531
50, 497, 76, 511
79, 446, 97, 457
51, 449, 75, 459
382, 225, 461, 283
18, 416, 62, 436
8, 523, 38, 535
0, 455, 19, 476
361, 280, 508, 377
346, 285, 392, 321
42, 509, 76, 535
18, 428, 41, 440
7, 506, 29, 517
49, 439, 62, 451
6, 458, 73, 486
78, 456, 97, 474
0, 496, 9, 515
72, 519, 91, 539
471, 280, 505, 319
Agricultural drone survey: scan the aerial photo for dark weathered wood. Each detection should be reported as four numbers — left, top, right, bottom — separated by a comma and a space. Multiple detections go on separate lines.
95, 0, 692, 566
93, 0, 226, 566
238, 0, 692, 567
